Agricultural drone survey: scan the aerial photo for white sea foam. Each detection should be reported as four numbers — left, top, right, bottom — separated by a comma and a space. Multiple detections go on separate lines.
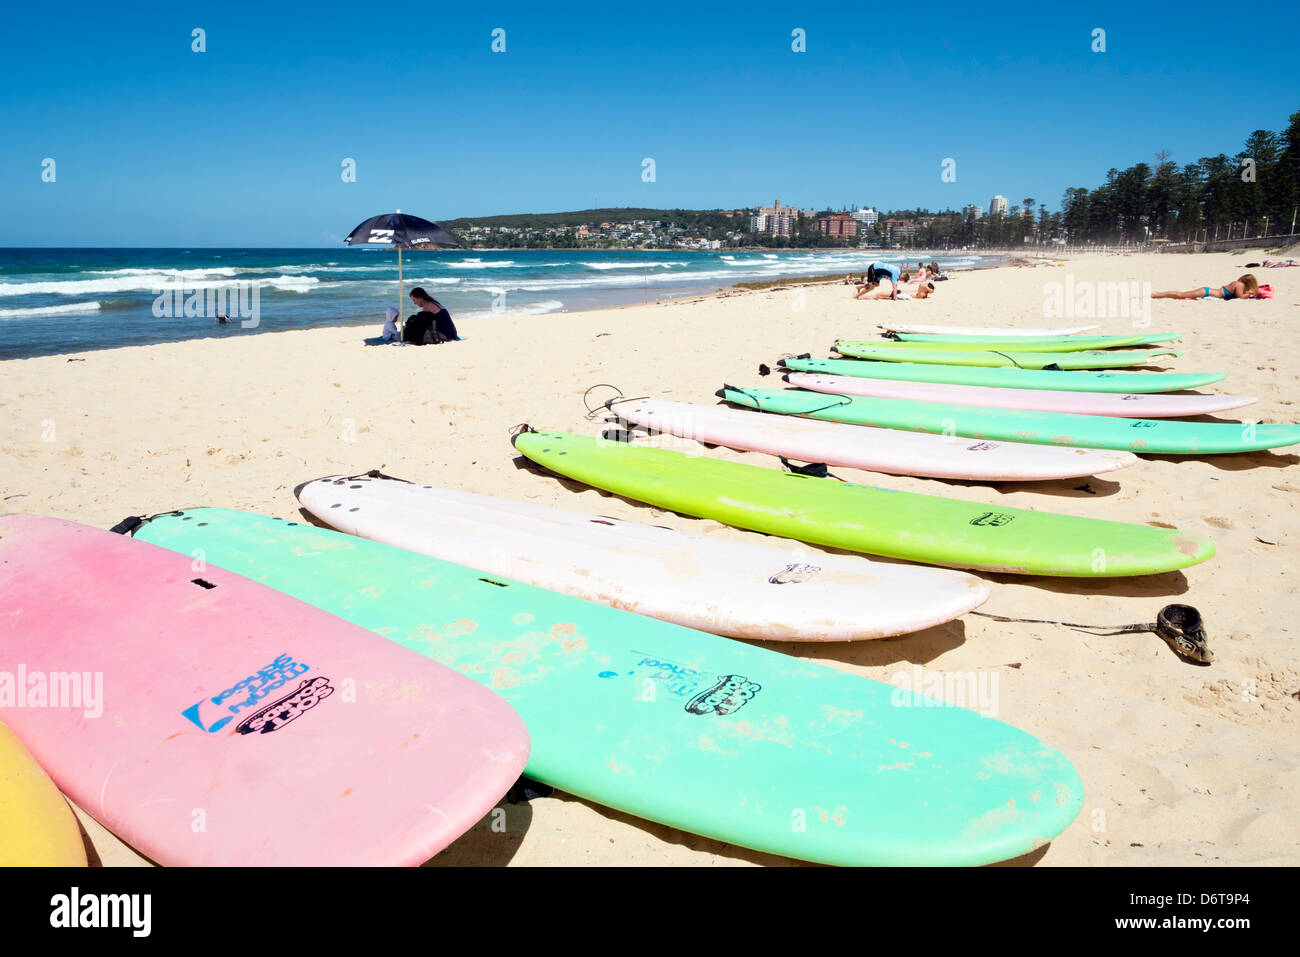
0, 272, 319, 296
583, 261, 684, 270
0, 301, 102, 319
461, 299, 564, 319
445, 260, 517, 269
89, 267, 240, 279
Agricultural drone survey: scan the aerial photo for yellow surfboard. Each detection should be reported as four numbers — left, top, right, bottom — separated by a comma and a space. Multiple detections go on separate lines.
0, 721, 87, 866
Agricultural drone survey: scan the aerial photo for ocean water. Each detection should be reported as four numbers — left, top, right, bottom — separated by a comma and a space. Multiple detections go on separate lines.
0, 248, 1000, 359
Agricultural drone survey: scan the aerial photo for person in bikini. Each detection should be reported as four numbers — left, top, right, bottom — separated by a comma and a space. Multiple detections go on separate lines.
1152, 274, 1260, 300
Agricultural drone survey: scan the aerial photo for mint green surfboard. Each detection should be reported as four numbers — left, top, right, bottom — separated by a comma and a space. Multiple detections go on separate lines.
835, 343, 1181, 369
887, 333, 1180, 351
511, 430, 1213, 577
778, 356, 1226, 393
722, 386, 1300, 456
132, 508, 1084, 866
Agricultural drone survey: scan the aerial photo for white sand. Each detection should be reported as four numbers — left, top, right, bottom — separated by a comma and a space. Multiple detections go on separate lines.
3, 250, 1298, 866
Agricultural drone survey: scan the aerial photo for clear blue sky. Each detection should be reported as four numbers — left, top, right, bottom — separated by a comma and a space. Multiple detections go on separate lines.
2, 0, 1296, 246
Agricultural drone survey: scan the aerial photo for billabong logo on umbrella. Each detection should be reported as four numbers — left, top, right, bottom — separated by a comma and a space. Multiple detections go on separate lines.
367, 229, 395, 242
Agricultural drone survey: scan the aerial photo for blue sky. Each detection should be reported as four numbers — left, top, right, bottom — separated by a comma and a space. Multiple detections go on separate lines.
1, 0, 1296, 246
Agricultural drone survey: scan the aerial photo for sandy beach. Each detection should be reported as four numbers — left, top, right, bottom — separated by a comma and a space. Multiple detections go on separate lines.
4, 249, 1298, 867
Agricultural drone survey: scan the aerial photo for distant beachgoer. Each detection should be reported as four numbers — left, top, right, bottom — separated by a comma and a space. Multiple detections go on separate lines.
855, 263, 909, 300
1151, 274, 1260, 300
216, 312, 233, 324
404, 287, 460, 344
842, 273, 859, 285
1263, 260, 1297, 268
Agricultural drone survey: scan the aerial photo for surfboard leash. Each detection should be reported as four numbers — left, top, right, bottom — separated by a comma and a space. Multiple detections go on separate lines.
108, 509, 200, 537
972, 604, 1211, 664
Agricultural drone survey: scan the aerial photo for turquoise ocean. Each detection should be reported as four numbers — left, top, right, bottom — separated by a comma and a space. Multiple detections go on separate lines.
0, 248, 1001, 359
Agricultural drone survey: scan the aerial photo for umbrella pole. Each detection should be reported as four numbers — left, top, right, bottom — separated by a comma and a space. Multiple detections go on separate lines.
397, 247, 404, 338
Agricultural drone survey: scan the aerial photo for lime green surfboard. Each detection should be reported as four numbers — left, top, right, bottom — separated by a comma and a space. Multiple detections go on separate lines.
131, 507, 1084, 866
511, 430, 1213, 577
722, 386, 1300, 456
888, 333, 1180, 351
835, 343, 1181, 369
777, 356, 1226, 394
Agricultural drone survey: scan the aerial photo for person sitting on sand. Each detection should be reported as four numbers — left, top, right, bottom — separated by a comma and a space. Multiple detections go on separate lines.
380, 306, 400, 341
1151, 274, 1260, 300
403, 287, 460, 344
855, 263, 910, 300
842, 273, 860, 285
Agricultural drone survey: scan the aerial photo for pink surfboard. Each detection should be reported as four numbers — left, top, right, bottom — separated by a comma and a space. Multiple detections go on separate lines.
785, 372, 1257, 418
0, 515, 529, 866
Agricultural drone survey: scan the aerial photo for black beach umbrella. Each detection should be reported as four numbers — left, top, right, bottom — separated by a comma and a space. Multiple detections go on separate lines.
343, 210, 461, 321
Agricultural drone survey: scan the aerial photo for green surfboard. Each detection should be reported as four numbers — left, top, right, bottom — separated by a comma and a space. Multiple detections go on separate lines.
722, 386, 1300, 456
888, 333, 1180, 351
777, 356, 1227, 394
511, 430, 1213, 577
131, 507, 1083, 867
835, 343, 1182, 369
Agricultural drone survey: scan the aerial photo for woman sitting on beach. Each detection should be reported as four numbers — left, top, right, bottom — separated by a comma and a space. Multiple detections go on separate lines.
855, 263, 910, 300
403, 288, 460, 344
1151, 274, 1260, 300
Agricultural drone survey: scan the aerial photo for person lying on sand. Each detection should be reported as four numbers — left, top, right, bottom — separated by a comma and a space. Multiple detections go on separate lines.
1151, 274, 1260, 300
855, 263, 909, 300
864, 280, 934, 300
1262, 260, 1297, 268
404, 287, 460, 344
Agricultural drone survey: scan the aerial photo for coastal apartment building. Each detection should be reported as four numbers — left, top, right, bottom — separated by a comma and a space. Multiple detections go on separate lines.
851, 208, 878, 228
884, 218, 918, 243
990, 195, 1009, 216
817, 213, 858, 238
963, 204, 984, 220
749, 200, 814, 237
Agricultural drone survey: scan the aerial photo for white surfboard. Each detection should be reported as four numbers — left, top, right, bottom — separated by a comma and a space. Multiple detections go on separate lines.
785, 372, 1258, 418
296, 475, 990, 642
877, 323, 1100, 336
607, 397, 1137, 481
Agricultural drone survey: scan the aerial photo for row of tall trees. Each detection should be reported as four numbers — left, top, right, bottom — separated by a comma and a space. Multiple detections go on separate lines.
1057, 110, 1300, 244
871, 109, 1300, 248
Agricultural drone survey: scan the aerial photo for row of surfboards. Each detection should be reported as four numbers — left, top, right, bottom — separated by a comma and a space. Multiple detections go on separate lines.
0, 323, 1274, 869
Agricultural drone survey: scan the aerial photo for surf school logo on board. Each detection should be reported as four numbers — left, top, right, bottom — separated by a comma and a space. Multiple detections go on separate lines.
767, 563, 820, 584
624, 653, 761, 714
182, 653, 332, 734
685, 675, 762, 716
235, 676, 334, 735
970, 512, 1015, 527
